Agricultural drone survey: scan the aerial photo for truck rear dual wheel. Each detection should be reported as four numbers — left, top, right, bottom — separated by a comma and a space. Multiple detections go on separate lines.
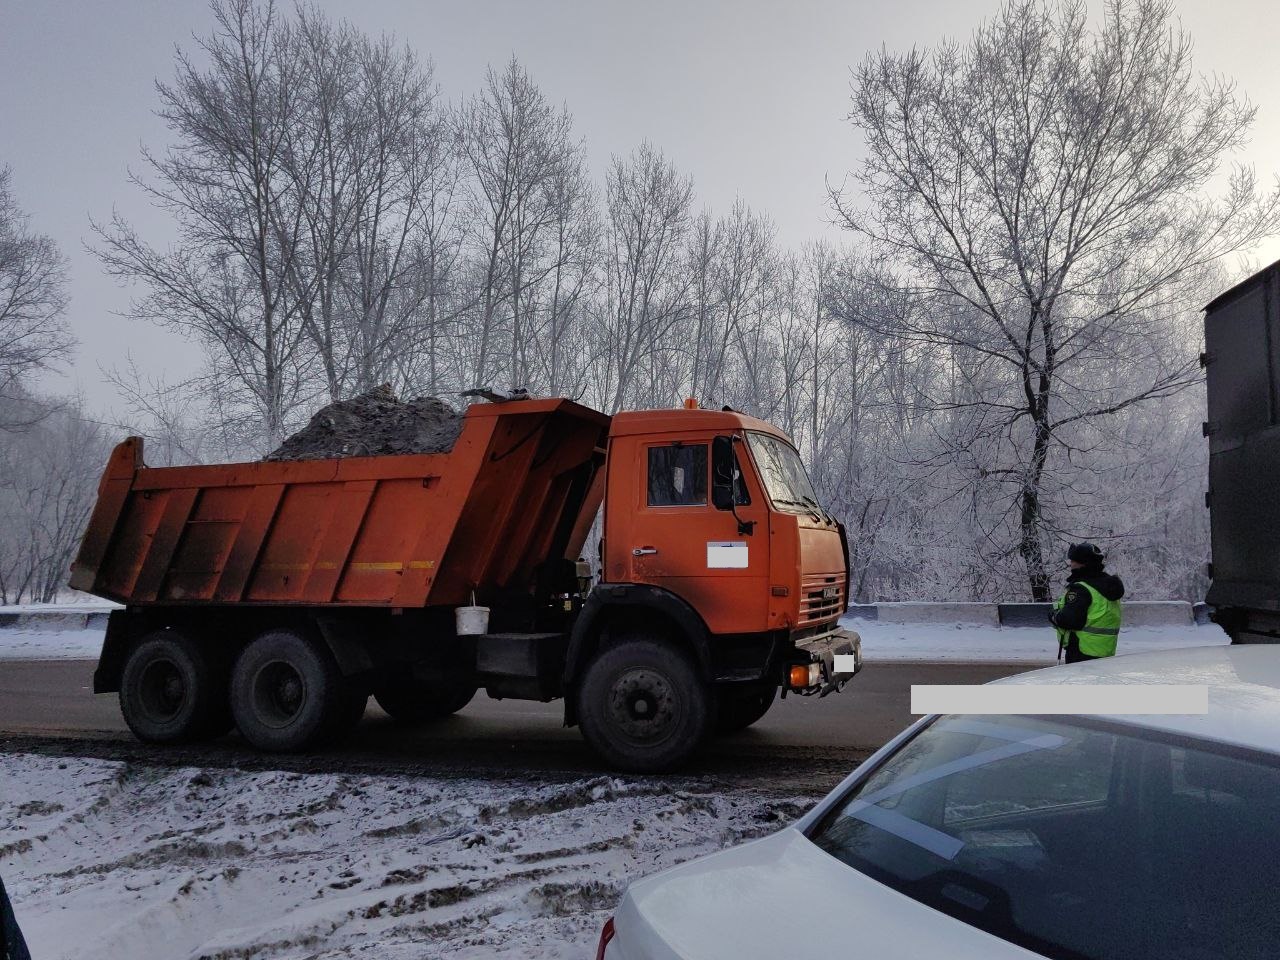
576, 636, 712, 773
229, 629, 364, 752
119, 631, 230, 744
373, 670, 477, 723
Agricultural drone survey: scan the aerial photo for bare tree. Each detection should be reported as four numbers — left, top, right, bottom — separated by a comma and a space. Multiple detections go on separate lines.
462, 58, 580, 390
93, 0, 313, 450
683, 210, 722, 404
705, 200, 776, 411
341, 32, 455, 393
0, 394, 110, 603
0, 167, 73, 424
522, 151, 599, 397
598, 142, 693, 411
834, 0, 1280, 598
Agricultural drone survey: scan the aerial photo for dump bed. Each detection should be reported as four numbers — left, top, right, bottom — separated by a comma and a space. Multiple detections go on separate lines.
1203, 259, 1280, 614
71, 399, 609, 608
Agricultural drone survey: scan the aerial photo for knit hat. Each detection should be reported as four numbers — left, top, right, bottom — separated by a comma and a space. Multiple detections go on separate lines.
1068, 542, 1105, 565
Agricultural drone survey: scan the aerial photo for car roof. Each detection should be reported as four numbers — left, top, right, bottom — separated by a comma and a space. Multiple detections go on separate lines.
993, 645, 1280, 755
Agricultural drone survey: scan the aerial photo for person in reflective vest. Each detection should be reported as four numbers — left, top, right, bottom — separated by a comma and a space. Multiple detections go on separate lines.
1050, 543, 1124, 663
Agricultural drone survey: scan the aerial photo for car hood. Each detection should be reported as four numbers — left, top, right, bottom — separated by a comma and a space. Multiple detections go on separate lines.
612, 828, 1042, 960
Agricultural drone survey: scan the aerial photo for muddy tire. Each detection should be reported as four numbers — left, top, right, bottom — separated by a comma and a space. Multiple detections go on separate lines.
229, 629, 346, 752
715, 684, 777, 734
119, 631, 227, 744
576, 636, 711, 773
373, 670, 476, 723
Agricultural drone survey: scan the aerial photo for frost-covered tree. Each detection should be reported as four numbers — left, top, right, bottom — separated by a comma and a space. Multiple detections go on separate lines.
597, 142, 694, 412
0, 167, 72, 425
94, 0, 313, 450
0, 394, 110, 604
834, 0, 1280, 598
462, 58, 586, 391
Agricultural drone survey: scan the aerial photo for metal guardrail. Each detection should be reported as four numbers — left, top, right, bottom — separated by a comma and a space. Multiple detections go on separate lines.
0, 609, 115, 631
847, 600, 1207, 628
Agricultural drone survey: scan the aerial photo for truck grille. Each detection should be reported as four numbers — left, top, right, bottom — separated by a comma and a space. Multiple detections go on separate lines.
799, 574, 845, 626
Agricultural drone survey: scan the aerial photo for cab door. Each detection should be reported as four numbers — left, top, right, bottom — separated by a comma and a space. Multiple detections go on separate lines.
619, 434, 769, 635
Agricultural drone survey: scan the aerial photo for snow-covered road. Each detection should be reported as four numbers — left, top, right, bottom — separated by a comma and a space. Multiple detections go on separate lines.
0, 754, 810, 959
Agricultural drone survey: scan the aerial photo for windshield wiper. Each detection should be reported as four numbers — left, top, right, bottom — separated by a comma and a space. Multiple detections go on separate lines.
801, 495, 832, 524
773, 497, 825, 521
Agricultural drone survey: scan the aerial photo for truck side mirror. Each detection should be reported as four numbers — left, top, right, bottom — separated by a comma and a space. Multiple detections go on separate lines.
711, 436, 735, 511
712, 435, 755, 535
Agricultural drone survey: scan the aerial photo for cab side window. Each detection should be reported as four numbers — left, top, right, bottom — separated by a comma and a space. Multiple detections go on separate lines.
647, 444, 708, 506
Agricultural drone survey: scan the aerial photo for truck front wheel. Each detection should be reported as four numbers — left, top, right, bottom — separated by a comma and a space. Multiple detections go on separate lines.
576, 636, 711, 773
230, 629, 347, 751
119, 630, 227, 744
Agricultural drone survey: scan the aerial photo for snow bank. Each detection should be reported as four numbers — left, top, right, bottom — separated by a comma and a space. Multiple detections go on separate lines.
0, 601, 115, 660
846, 615, 1230, 662
0, 595, 118, 614
0, 755, 810, 959
0, 600, 118, 660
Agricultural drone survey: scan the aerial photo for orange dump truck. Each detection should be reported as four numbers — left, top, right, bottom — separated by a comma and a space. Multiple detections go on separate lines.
71, 395, 861, 771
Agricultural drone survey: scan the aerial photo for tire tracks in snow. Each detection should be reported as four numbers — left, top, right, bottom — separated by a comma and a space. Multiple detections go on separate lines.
1, 754, 842, 959
0, 732, 866, 795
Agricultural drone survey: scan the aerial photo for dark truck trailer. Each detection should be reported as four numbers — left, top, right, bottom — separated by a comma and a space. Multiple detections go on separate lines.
71, 395, 861, 772
1203, 259, 1280, 642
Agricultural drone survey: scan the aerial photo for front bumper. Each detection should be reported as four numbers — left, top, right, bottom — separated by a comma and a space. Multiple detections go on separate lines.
792, 627, 862, 697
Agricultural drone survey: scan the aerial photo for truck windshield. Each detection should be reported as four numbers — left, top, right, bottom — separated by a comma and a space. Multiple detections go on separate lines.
747, 432, 819, 512
808, 715, 1280, 960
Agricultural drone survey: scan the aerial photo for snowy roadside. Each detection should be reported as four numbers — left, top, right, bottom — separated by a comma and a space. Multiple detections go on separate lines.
845, 617, 1230, 662
0, 628, 110, 661
0, 592, 118, 613
0, 598, 117, 662
0, 754, 811, 960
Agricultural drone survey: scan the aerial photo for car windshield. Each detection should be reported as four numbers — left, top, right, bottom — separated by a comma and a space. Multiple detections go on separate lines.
808, 715, 1280, 960
746, 432, 819, 511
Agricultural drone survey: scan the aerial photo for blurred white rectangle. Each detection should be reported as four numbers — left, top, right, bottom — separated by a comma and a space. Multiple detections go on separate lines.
910, 684, 1208, 716
706, 541, 748, 568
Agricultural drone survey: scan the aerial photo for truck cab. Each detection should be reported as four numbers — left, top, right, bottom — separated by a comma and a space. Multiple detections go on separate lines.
603, 407, 849, 643
563, 405, 860, 769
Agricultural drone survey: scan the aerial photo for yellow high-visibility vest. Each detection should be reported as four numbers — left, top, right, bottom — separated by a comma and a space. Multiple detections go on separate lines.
1054, 582, 1121, 657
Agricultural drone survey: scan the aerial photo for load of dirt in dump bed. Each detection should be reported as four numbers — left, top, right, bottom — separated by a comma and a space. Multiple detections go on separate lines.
265, 384, 463, 461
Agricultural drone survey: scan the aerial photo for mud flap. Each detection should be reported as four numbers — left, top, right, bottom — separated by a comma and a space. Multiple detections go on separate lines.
93, 610, 133, 693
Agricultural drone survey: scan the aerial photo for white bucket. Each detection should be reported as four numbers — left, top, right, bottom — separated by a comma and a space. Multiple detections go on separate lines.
455, 605, 490, 636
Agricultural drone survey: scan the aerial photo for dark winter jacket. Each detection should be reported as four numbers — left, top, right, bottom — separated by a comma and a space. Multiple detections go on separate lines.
1050, 563, 1125, 633
0, 874, 31, 960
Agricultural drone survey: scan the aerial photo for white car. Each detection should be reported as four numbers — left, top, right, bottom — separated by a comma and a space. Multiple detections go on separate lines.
597, 645, 1280, 960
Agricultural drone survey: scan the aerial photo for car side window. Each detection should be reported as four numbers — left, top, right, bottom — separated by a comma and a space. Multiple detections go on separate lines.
942, 728, 1116, 824
647, 444, 708, 506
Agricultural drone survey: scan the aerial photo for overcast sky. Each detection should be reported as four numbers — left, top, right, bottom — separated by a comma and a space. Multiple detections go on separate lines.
3, 0, 1279, 410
